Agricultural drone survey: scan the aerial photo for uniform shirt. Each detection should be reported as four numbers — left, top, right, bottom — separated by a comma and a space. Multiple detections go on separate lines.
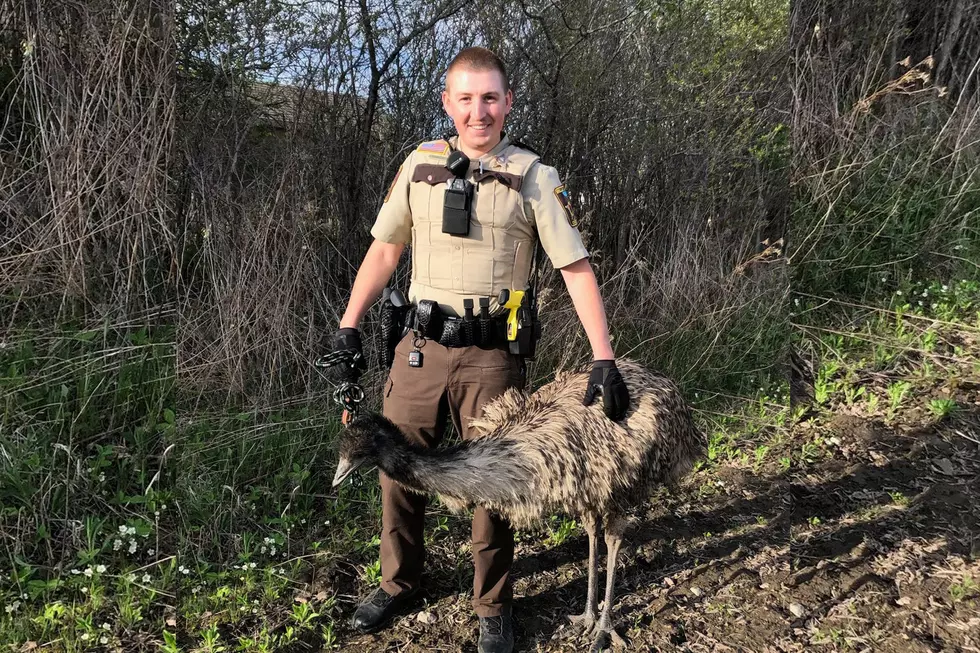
371, 135, 589, 271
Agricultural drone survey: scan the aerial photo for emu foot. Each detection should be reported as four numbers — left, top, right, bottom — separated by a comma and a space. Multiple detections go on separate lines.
561, 611, 596, 639
589, 624, 626, 652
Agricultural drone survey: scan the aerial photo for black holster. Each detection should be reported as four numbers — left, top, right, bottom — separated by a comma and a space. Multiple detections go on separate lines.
510, 301, 542, 360
379, 294, 409, 370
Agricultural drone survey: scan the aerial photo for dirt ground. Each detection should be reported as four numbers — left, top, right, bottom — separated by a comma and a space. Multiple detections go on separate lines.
300, 380, 980, 653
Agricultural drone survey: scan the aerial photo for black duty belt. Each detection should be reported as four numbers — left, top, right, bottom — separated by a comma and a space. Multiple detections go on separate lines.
403, 300, 507, 349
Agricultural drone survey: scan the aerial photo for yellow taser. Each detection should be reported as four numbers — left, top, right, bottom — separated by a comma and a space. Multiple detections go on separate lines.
497, 289, 525, 341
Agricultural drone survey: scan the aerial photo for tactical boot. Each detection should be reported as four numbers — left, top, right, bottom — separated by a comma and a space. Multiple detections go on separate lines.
351, 586, 419, 633
478, 610, 515, 653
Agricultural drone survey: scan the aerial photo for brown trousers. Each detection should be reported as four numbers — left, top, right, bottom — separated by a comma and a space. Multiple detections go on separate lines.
379, 331, 524, 617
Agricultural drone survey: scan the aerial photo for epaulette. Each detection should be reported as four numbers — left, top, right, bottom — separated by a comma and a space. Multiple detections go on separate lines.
510, 139, 540, 156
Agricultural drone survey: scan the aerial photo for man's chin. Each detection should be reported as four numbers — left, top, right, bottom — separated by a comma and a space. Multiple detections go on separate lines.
460, 131, 499, 150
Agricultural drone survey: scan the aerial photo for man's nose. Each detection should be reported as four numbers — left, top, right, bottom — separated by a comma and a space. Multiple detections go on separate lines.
470, 99, 488, 120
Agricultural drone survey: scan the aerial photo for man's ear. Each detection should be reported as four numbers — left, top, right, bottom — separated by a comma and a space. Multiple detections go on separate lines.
442, 89, 451, 115
504, 89, 513, 116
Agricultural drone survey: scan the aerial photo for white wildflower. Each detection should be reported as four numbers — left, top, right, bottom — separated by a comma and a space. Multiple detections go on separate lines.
248, 562, 257, 569
83, 567, 94, 578
102, 622, 111, 630
80, 587, 88, 594
118, 525, 128, 534
113, 539, 122, 551
270, 546, 276, 556
80, 633, 90, 641
71, 569, 81, 575
98, 473, 105, 482
126, 526, 136, 536
96, 565, 106, 573
147, 549, 155, 556
100, 636, 109, 645
260, 546, 267, 554
142, 574, 151, 583
128, 540, 137, 554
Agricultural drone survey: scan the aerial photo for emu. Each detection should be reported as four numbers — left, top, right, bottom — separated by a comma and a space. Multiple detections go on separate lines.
332, 359, 705, 651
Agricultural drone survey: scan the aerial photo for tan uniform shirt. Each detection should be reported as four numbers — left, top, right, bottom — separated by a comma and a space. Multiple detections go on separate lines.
371, 135, 588, 316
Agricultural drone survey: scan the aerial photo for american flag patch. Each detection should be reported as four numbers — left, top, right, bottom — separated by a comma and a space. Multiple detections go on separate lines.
417, 141, 450, 155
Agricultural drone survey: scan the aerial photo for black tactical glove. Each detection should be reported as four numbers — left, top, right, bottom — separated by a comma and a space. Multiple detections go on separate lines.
583, 359, 630, 421
330, 327, 367, 383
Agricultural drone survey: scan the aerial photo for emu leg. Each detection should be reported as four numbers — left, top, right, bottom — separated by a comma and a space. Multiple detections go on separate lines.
565, 512, 599, 637
590, 518, 627, 652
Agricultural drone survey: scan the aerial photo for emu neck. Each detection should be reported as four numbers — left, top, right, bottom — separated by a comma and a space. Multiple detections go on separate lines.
375, 439, 469, 496
373, 428, 529, 505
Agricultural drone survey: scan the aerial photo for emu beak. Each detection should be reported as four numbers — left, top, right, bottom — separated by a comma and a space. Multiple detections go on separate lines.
332, 458, 362, 488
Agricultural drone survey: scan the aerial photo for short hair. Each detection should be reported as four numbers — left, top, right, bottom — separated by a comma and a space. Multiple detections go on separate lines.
446, 47, 509, 90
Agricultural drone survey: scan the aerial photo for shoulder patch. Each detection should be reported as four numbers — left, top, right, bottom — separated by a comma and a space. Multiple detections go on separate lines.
417, 140, 450, 155
383, 165, 402, 203
553, 184, 579, 228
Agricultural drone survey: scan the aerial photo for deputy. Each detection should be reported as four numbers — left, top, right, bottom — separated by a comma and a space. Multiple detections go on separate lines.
330, 47, 629, 653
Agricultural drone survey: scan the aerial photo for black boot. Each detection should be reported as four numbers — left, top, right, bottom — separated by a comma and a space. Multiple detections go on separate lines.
351, 586, 419, 633
478, 610, 515, 653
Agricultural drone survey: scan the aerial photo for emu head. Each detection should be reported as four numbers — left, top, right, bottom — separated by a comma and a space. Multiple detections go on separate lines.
331, 413, 398, 488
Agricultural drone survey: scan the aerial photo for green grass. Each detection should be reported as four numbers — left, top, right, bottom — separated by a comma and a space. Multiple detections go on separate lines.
928, 398, 957, 419
949, 575, 978, 603
545, 516, 579, 548
1, 325, 177, 649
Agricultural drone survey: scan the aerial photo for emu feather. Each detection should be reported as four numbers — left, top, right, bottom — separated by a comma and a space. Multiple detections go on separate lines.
333, 359, 705, 650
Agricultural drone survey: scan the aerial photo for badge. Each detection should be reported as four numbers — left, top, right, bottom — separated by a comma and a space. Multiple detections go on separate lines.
383, 165, 401, 204
553, 184, 579, 227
